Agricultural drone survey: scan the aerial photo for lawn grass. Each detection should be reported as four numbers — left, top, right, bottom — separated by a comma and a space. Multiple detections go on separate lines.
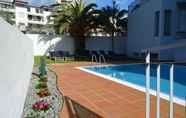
34, 56, 73, 66
34, 56, 144, 66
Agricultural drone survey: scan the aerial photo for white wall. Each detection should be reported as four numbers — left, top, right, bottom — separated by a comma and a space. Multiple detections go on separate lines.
0, 18, 33, 118
26, 34, 75, 56
127, 0, 162, 57
86, 36, 127, 54
27, 34, 127, 56
128, 0, 186, 61
15, 6, 28, 26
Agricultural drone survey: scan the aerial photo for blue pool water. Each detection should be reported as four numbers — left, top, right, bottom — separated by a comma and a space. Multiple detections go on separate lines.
84, 64, 186, 100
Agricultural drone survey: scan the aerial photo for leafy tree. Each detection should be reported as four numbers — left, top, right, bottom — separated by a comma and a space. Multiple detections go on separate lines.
99, 1, 128, 52
52, 0, 99, 54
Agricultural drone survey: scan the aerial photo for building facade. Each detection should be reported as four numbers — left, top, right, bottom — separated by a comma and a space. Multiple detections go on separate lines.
0, 0, 54, 32
127, 0, 186, 61
56, 0, 73, 4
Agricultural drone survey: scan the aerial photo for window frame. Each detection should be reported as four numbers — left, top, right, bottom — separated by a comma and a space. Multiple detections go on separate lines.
154, 11, 160, 37
164, 9, 172, 36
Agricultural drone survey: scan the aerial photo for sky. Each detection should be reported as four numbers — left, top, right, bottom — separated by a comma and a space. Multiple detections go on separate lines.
29, 0, 134, 9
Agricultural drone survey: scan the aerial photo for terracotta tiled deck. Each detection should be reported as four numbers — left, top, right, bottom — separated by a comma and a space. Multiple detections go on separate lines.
50, 62, 186, 118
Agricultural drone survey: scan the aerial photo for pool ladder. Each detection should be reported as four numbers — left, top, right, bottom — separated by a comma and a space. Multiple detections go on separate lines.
91, 55, 98, 63
99, 54, 106, 63
91, 54, 106, 63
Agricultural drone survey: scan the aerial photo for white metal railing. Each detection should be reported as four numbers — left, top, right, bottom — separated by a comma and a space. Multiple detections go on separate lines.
145, 51, 150, 118
143, 41, 186, 118
99, 54, 106, 63
156, 64, 160, 118
170, 64, 174, 118
145, 52, 174, 118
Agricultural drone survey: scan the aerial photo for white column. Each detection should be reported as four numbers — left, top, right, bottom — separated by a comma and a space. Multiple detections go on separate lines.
170, 64, 174, 118
156, 64, 161, 118
146, 51, 150, 118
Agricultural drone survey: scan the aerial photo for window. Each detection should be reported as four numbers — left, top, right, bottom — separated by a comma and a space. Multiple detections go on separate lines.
164, 10, 172, 36
36, 8, 40, 13
28, 15, 32, 20
27, 8, 30, 12
177, 6, 186, 32
154, 11, 160, 36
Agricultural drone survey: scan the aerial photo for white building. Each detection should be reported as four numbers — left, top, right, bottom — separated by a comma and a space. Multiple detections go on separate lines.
0, 0, 53, 32
56, 0, 73, 4
127, 0, 186, 61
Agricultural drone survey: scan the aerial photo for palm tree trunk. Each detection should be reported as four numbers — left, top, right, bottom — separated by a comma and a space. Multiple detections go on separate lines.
112, 0, 116, 53
111, 31, 114, 53
74, 37, 85, 54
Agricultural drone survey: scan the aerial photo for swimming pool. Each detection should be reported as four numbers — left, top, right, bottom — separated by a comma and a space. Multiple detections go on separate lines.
78, 64, 186, 106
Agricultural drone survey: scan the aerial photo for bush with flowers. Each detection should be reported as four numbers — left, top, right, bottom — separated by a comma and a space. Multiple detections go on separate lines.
32, 100, 50, 112
37, 88, 51, 97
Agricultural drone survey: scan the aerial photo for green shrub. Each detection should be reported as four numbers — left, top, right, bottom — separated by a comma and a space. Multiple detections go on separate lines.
35, 82, 47, 89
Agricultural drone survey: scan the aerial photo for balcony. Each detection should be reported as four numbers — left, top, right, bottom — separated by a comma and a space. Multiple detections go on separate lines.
28, 20, 45, 25
27, 11, 44, 17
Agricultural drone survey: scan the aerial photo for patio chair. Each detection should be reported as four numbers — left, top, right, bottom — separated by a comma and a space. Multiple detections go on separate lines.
63, 51, 74, 61
92, 51, 101, 59
108, 51, 116, 56
103, 51, 115, 60
52, 51, 65, 62
85, 50, 91, 56
100, 50, 111, 57
49, 51, 56, 60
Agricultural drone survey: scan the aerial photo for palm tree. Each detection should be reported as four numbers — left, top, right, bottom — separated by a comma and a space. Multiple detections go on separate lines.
52, 0, 98, 54
99, 1, 128, 52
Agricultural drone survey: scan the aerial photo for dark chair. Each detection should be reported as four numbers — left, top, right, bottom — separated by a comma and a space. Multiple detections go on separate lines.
108, 51, 115, 56
100, 50, 107, 56
92, 51, 99, 57
85, 50, 91, 56
64, 51, 74, 61
49, 51, 56, 60
58, 51, 64, 57
49, 51, 55, 58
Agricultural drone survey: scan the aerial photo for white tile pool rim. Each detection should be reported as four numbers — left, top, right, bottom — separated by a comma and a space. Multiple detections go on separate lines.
76, 64, 186, 107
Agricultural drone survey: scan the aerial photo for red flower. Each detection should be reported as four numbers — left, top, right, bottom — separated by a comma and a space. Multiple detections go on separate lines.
32, 100, 50, 111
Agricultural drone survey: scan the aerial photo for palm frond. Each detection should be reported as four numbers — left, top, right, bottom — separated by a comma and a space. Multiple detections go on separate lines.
117, 9, 128, 19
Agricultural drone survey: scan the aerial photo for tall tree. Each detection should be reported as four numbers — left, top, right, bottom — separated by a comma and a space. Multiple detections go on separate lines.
52, 0, 98, 54
99, 1, 128, 52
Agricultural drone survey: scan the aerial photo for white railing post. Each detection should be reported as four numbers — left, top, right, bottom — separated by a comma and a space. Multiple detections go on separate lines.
170, 64, 174, 118
146, 51, 150, 118
156, 64, 161, 118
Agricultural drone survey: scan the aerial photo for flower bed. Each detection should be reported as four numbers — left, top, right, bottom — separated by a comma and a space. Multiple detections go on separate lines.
22, 67, 63, 118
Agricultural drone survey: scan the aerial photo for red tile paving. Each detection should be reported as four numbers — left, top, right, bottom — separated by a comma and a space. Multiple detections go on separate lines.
49, 62, 186, 118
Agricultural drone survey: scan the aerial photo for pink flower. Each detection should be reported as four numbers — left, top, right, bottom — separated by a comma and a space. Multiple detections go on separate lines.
32, 100, 49, 111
